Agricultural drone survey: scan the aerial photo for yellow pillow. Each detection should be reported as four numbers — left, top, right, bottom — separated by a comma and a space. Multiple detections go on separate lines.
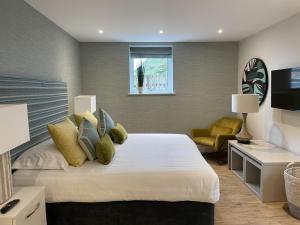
111, 123, 128, 144
96, 134, 115, 165
48, 118, 87, 166
210, 126, 232, 137
74, 111, 98, 128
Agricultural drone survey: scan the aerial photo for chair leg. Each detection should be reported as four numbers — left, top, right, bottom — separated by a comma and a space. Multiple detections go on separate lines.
216, 151, 228, 165
203, 150, 228, 165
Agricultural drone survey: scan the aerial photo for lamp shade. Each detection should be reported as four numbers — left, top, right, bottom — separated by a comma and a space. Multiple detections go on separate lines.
0, 104, 30, 154
232, 94, 259, 113
74, 95, 96, 114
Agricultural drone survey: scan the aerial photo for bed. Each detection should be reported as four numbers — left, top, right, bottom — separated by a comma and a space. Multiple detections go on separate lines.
13, 134, 219, 225
1, 75, 219, 225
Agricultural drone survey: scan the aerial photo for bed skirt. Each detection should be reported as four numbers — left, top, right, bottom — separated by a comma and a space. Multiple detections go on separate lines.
46, 201, 214, 225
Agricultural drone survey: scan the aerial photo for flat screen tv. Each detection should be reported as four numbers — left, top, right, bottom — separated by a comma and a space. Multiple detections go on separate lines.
272, 67, 300, 110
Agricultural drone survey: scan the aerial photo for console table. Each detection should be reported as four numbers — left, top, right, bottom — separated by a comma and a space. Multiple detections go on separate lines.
228, 140, 300, 202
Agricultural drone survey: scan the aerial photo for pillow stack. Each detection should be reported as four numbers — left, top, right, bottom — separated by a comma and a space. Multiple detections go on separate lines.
47, 108, 128, 167
95, 108, 128, 163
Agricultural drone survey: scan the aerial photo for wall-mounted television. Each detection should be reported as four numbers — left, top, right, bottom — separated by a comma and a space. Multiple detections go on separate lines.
271, 67, 300, 111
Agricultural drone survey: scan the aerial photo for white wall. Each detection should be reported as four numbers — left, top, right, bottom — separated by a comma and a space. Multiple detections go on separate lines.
238, 12, 300, 154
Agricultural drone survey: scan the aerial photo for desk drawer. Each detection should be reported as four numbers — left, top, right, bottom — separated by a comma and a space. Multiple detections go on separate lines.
14, 191, 46, 225
0, 219, 12, 225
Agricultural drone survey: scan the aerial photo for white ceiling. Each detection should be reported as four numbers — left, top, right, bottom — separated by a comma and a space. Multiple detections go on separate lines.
25, 0, 300, 42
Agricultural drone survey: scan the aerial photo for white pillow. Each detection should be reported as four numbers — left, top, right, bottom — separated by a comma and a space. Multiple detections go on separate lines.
12, 139, 68, 170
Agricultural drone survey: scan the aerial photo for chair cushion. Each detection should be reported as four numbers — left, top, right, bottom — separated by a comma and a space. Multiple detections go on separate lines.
216, 117, 241, 134
210, 125, 233, 137
193, 137, 215, 147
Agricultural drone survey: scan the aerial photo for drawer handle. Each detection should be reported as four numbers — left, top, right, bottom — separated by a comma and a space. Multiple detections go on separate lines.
26, 202, 40, 219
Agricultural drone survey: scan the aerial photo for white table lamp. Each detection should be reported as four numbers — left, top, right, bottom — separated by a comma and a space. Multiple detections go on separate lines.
232, 94, 259, 144
74, 95, 96, 114
0, 104, 30, 204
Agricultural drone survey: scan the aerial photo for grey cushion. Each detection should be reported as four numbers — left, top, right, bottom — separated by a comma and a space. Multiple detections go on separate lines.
97, 108, 115, 137
78, 118, 100, 160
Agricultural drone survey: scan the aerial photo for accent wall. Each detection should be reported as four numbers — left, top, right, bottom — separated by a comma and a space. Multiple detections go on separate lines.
81, 42, 238, 134
0, 0, 81, 112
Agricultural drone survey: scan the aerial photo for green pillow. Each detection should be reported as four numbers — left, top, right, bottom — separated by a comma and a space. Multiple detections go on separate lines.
210, 125, 232, 137
74, 111, 98, 128
96, 134, 115, 165
48, 118, 87, 167
111, 123, 128, 144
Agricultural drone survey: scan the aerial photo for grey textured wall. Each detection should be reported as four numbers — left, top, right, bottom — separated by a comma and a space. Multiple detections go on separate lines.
81, 42, 238, 134
0, 0, 81, 113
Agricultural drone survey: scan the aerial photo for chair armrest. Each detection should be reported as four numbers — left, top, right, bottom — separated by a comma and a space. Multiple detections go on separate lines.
214, 134, 236, 151
191, 129, 211, 138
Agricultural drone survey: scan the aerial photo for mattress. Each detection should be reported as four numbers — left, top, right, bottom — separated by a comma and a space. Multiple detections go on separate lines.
13, 134, 220, 203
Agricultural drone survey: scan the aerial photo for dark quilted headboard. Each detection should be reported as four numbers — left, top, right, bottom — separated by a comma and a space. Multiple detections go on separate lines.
0, 75, 68, 162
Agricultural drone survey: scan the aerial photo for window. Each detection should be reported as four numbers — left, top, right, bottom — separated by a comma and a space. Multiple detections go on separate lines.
129, 46, 174, 95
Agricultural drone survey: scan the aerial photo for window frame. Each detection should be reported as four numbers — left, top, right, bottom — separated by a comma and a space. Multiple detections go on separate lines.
128, 45, 174, 95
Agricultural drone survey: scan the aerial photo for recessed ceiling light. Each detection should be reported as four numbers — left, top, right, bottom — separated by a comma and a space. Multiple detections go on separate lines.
98, 29, 104, 34
218, 29, 223, 34
159, 29, 164, 34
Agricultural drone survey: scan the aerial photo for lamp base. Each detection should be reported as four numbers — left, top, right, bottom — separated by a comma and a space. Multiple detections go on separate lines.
236, 113, 253, 145
0, 152, 13, 204
237, 139, 251, 144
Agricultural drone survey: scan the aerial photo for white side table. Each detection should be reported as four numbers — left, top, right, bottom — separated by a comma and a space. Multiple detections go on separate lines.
0, 186, 47, 225
228, 140, 300, 202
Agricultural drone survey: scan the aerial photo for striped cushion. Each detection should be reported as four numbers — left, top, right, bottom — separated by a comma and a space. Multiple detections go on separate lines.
78, 119, 100, 160
97, 108, 115, 137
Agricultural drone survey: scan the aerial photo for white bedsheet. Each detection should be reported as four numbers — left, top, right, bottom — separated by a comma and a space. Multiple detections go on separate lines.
13, 134, 220, 203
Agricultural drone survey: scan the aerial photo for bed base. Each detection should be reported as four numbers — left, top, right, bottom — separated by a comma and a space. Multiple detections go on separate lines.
46, 201, 214, 225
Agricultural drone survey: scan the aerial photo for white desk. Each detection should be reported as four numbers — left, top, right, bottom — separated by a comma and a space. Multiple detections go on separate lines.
228, 140, 300, 202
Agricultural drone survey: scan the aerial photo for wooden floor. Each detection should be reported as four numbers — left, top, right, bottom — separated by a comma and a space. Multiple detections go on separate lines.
208, 160, 300, 225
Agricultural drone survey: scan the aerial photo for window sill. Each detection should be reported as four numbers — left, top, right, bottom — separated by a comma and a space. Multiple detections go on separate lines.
128, 92, 176, 96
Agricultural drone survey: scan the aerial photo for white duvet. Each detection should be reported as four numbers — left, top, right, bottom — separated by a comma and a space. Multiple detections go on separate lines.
13, 134, 220, 203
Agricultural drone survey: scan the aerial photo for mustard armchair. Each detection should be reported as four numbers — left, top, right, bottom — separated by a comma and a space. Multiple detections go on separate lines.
192, 117, 242, 152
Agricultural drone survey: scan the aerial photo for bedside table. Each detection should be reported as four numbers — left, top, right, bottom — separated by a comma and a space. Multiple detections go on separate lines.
0, 186, 47, 225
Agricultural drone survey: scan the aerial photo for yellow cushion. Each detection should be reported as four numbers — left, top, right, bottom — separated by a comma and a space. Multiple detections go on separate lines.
193, 137, 215, 147
96, 133, 115, 165
111, 123, 128, 144
210, 125, 232, 137
74, 111, 98, 128
48, 118, 87, 166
